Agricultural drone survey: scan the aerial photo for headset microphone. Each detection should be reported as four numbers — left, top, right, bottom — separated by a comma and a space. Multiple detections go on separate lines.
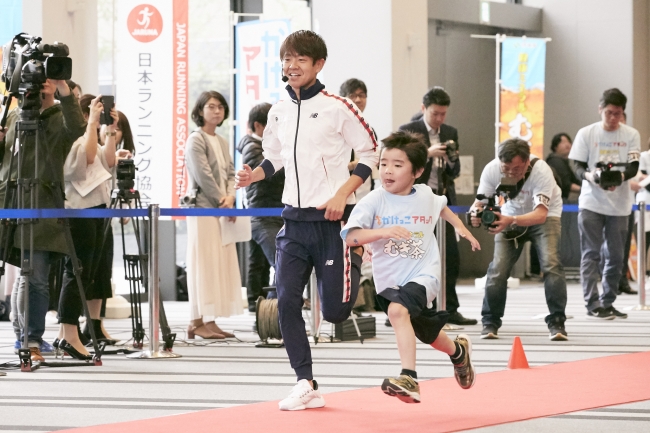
281, 75, 289, 82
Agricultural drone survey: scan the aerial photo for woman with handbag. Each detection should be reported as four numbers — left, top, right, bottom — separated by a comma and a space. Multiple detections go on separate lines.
184, 90, 241, 339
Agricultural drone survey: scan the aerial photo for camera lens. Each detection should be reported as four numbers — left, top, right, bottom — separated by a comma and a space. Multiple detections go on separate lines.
482, 210, 497, 225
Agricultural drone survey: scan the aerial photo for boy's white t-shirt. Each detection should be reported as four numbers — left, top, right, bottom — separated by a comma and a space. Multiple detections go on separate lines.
568, 122, 641, 216
341, 184, 447, 306
477, 157, 563, 218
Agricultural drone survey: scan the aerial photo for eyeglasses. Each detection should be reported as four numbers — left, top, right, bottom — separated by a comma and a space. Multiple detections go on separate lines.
348, 92, 367, 100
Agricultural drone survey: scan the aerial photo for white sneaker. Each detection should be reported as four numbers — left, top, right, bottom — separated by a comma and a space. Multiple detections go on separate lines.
278, 379, 325, 411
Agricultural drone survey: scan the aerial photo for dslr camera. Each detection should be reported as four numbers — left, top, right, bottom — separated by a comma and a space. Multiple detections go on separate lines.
469, 194, 501, 229
1, 33, 72, 120
593, 162, 627, 189
442, 140, 459, 162
467, 177, 520, 230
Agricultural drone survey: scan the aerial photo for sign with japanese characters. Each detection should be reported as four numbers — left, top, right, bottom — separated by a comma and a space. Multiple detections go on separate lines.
499, 37, 546, 158
115, 0, 188, 208
234, 19, 290, 147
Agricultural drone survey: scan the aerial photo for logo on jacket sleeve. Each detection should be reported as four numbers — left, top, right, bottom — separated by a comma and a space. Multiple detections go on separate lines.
310, 113, 319, 118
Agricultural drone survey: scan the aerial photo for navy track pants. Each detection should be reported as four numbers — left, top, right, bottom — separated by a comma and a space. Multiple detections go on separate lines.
275, 218, 362, 381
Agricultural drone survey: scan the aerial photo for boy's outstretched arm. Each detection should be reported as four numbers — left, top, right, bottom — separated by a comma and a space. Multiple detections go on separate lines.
345, 226, 411, 247
440, 207, 481, 251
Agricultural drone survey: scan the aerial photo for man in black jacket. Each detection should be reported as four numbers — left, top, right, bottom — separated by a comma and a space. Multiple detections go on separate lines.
237, 103, 285, 312
399, 87, 476, 325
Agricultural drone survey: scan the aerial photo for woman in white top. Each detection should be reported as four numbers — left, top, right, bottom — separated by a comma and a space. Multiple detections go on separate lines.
57, 96, 122, 359
184, 91, 241, 339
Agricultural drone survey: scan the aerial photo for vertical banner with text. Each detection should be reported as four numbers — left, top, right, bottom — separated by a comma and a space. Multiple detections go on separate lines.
234, 19, 290, 148
172, 0, 189, 208
499, 37, 546, 158
115, 0, 176, 208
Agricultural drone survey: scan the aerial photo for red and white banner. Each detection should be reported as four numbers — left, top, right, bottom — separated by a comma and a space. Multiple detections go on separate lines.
115, 0, 188, 209
172, 0, 189, 206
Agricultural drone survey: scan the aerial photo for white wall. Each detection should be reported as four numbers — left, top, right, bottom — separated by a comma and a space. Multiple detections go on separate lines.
391, 0, 428, 130
312, 0, 393, 141
23, 0, 98, 95
523, 0, 636, 145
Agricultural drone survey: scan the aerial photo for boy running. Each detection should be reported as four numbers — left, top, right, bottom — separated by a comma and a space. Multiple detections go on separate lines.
341, 131, 479, 403
235, 30, 378, 410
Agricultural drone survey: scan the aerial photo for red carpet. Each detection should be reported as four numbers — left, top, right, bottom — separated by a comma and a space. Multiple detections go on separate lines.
63, 351, 650, 433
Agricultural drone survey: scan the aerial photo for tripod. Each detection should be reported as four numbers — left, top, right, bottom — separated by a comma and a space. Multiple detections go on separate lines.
99, 186, 176, 352
0, 112, 104, 371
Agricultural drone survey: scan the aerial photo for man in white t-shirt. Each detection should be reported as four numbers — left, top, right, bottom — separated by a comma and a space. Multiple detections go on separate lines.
569, 88, 640, 320
470, 139, 568, 341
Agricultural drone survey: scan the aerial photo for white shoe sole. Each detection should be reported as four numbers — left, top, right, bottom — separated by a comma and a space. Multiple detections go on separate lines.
278, 397, 325, 411
549, 333, 568, 341
480, 332, 498, 339
585, 315, 615, 320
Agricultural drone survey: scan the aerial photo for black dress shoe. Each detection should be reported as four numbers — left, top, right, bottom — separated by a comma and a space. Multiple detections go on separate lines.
447, 311, 478, 326
618, 279, 638, 295
59, 340, 92, 361
384, 317, 392, 327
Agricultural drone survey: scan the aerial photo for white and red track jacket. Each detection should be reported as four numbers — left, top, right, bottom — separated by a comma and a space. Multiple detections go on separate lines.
259, 80, 378, 221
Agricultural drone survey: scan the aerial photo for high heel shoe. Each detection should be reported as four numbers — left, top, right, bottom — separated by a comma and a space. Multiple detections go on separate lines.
59, 339, 92, 361
82, 319, 118, 346
187, 324, 225, 340
204, 321, 235, 338
53, 338, 62, 359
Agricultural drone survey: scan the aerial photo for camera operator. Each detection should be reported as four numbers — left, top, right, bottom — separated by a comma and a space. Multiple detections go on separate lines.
56, 95, 121, 359
0, 79, 85, 361
569, 88, 640, 320
399, 87, 476, 326
470, 138, 568, 341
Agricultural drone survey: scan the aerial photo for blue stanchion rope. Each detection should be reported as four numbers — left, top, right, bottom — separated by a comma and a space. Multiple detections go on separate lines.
0, 204, 644, 219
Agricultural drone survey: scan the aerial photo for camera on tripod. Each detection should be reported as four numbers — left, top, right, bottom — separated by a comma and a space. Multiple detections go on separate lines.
116, 159, 136, 192
593, 162, 627, 189
1, 33, 72, 120
442, 140, 459, 162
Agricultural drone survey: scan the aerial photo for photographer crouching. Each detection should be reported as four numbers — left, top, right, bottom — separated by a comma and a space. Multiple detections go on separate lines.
0, 79, 85, 361
469, 138, 568, 341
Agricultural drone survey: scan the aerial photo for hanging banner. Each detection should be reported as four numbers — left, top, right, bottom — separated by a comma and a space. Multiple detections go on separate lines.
499, 37, 546, 158
115, 0, 188, 209
234, 19, 290, 149
172, 0, 189, 207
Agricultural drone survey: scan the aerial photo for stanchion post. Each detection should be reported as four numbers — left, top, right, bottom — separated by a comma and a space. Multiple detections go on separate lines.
634, 202, 650, 310
127, 204, 181, 359
437, 217, 447, 312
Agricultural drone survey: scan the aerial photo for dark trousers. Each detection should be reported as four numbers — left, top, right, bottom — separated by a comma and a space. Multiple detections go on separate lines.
432, 221, 460, 313
247, 216, 283, 308
59, 207, 113, 326
275, 219, 361, 381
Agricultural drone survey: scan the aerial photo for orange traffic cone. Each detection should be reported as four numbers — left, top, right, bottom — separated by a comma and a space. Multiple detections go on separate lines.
507, 336, 530, 369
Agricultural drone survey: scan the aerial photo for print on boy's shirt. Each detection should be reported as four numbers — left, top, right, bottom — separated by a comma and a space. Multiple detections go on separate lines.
383, 238, 425, 260
375, 215, 434, 225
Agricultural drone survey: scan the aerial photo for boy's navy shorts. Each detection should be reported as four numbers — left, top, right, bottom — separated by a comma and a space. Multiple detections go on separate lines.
377, 282, 449, 345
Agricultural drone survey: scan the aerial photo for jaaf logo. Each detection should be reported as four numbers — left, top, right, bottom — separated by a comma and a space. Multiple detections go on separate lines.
127, 4, 163, 43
